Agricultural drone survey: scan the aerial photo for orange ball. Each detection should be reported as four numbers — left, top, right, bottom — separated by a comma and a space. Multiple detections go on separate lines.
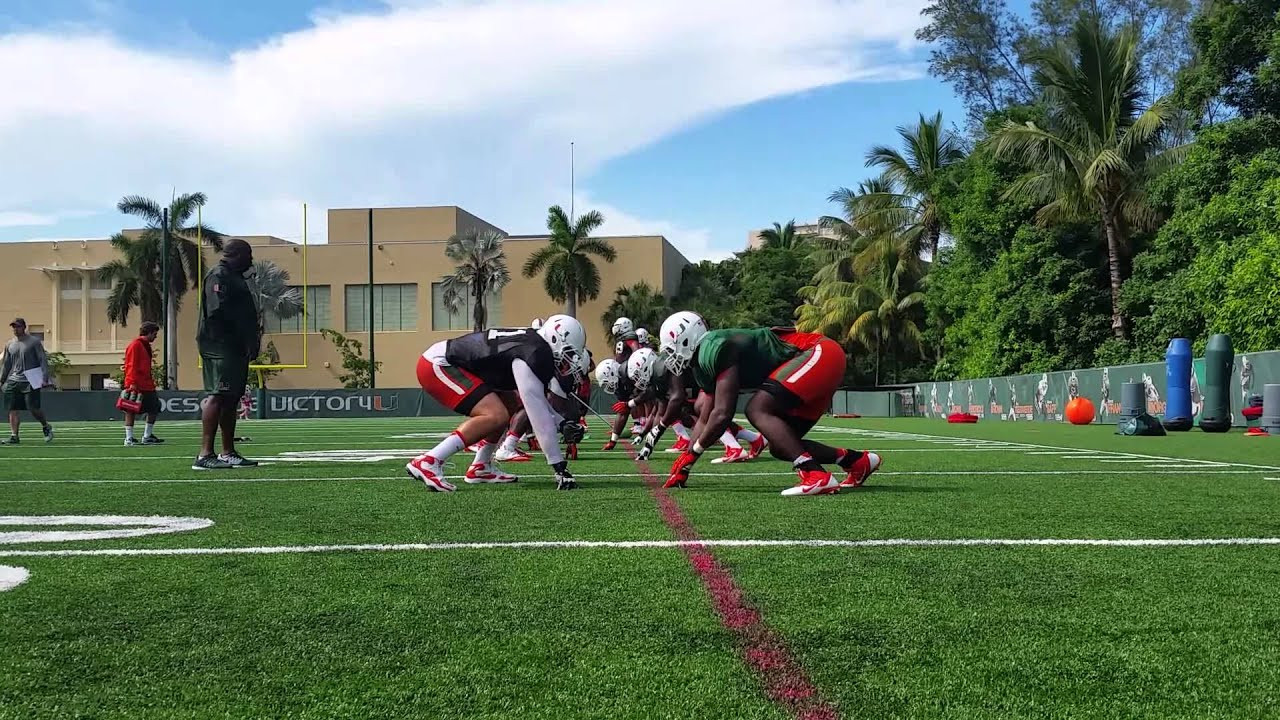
1065, 396, 1095, 425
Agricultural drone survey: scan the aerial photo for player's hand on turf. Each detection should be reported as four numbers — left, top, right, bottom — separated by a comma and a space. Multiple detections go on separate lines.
559, 419, 585, 445
602, 440, 616, 450
552, 461, 577, 490
637, 443, 653, 461
567, 443, 579, 460
665, 450, 699, 488
611, 401, 628, 413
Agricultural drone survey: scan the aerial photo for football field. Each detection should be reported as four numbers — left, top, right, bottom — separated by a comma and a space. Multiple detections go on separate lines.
3, 416, 1280, 719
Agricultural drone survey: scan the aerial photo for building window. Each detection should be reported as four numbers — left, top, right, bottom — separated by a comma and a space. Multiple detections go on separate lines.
345, 284, 418, 332
264, 286, 331, 334
89, 272, 113, 299
430, 283, 503, 331
59, 273, 83, 300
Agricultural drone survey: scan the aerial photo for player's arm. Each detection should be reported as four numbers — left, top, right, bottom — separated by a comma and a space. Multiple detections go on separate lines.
695, 365, 739, 452
659, 374, 688, 428
512, 358, 565, 467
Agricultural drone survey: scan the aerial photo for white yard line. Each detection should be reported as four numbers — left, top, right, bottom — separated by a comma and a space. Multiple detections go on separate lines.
5, 536, 1280, 559
0, 469, 1267, 484
816, 425, 1280, 471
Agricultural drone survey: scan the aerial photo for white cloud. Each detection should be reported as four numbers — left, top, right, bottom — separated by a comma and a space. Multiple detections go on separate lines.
0, 211, 58, 228
0, 0, 927, 253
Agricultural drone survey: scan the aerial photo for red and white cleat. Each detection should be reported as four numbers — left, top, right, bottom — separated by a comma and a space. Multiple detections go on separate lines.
496, 447, 533, 462
747, 434, 768, 460
710, 446, 748, 464
839, 451, 882, 489
406, 455, 456, 492
666, 436, 691, 453
781, 468, 839, 496
464, 463, 519, 484
465, 439, 488, 453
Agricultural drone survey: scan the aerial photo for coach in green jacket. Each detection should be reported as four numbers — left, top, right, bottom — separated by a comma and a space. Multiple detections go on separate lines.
194, 239, 261, 470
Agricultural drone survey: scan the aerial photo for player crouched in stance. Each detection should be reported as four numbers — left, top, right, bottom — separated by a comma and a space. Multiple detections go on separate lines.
411, 315, 587, 492
658, 311, 882, 496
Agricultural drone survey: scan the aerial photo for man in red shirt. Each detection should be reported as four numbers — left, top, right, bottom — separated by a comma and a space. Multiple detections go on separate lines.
122, 322, 164, 446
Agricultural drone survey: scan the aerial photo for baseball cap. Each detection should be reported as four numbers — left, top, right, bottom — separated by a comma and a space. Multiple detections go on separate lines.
9, 318, 25, 328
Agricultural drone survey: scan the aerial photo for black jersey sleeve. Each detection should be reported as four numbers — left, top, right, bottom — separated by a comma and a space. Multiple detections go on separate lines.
445, 328, 556, 391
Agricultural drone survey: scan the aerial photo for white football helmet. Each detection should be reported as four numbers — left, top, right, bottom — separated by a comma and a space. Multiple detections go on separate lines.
530, 317, 544, 330
595, 359, 622, 394
627, 347, 661, 393
658, 311, 708, 375
636, 327, 650, 345
538, 314, 587, 377
611, 317, 634, 338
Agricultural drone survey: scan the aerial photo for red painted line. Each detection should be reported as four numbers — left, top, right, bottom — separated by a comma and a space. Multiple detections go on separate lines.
632, 451, 838, 720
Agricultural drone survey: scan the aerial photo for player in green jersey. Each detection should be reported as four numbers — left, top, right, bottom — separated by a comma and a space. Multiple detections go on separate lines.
658, 311, 882, 496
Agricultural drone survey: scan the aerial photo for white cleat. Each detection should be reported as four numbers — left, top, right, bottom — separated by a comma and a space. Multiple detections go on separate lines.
464, 463, 519, 484
710, 447, 748, 464
406, 455, 456, 492
780, 470, 840, 496
495, 447, 533, 462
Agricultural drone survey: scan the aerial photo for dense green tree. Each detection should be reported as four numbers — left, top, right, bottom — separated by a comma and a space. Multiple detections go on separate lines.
1176, 0, 1280, 118
930, 151, 1113, 378
601, 281, 670, 337
1123, 116, 1280, 356
990, 14, 1184, 339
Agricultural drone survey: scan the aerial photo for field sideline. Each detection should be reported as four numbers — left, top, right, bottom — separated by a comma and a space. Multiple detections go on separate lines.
2, 416, 1279, 719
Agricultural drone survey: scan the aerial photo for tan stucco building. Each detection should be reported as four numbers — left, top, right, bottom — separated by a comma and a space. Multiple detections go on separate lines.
0, 205, 688, 390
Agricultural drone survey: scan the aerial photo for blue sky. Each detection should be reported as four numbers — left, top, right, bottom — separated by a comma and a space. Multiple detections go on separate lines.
0, 0, 965, 260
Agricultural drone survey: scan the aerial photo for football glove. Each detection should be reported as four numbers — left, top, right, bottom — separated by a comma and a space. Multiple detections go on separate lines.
559, 419, 585, 445
637, 443, 653, 461
567, 443, 578, 460
602, 440, 617, 450
665, 449, 700, 489
552, 461, 577, 490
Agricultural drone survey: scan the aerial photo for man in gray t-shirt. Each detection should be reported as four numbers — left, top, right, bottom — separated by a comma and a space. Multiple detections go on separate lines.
1, 318, 54, 444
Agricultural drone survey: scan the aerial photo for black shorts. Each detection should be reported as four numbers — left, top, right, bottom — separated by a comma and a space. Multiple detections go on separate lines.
138, 391, 161, 415
3, 382, 40, 411
201, 355, 249, 400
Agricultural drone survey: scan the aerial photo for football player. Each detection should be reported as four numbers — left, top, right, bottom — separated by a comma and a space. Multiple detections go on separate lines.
411, 315, 587, 492
627, 347, 765, 463
657, 311, 882, 496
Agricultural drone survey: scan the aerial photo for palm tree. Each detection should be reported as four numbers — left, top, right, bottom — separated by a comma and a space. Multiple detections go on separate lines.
247, 260, 303, 330
439, 229, 511, 331
601, 281, 670, 337
97, 192, 223, 389
817, 177, 927, 285
847, 112, 965, 262
797, 250, 925, 385
755, 220, 807, 250
522, 205, 616, 317
989, 14, 1185, 340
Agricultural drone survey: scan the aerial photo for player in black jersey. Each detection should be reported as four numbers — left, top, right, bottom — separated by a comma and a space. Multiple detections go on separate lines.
410, 315, 588, 492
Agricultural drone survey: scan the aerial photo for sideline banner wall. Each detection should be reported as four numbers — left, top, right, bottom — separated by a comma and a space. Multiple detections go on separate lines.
36, 387, 620, 422
910, 350, 1280, 425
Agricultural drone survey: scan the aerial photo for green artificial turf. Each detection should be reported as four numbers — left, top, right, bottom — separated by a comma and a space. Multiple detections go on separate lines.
1, 416, 1277, 718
